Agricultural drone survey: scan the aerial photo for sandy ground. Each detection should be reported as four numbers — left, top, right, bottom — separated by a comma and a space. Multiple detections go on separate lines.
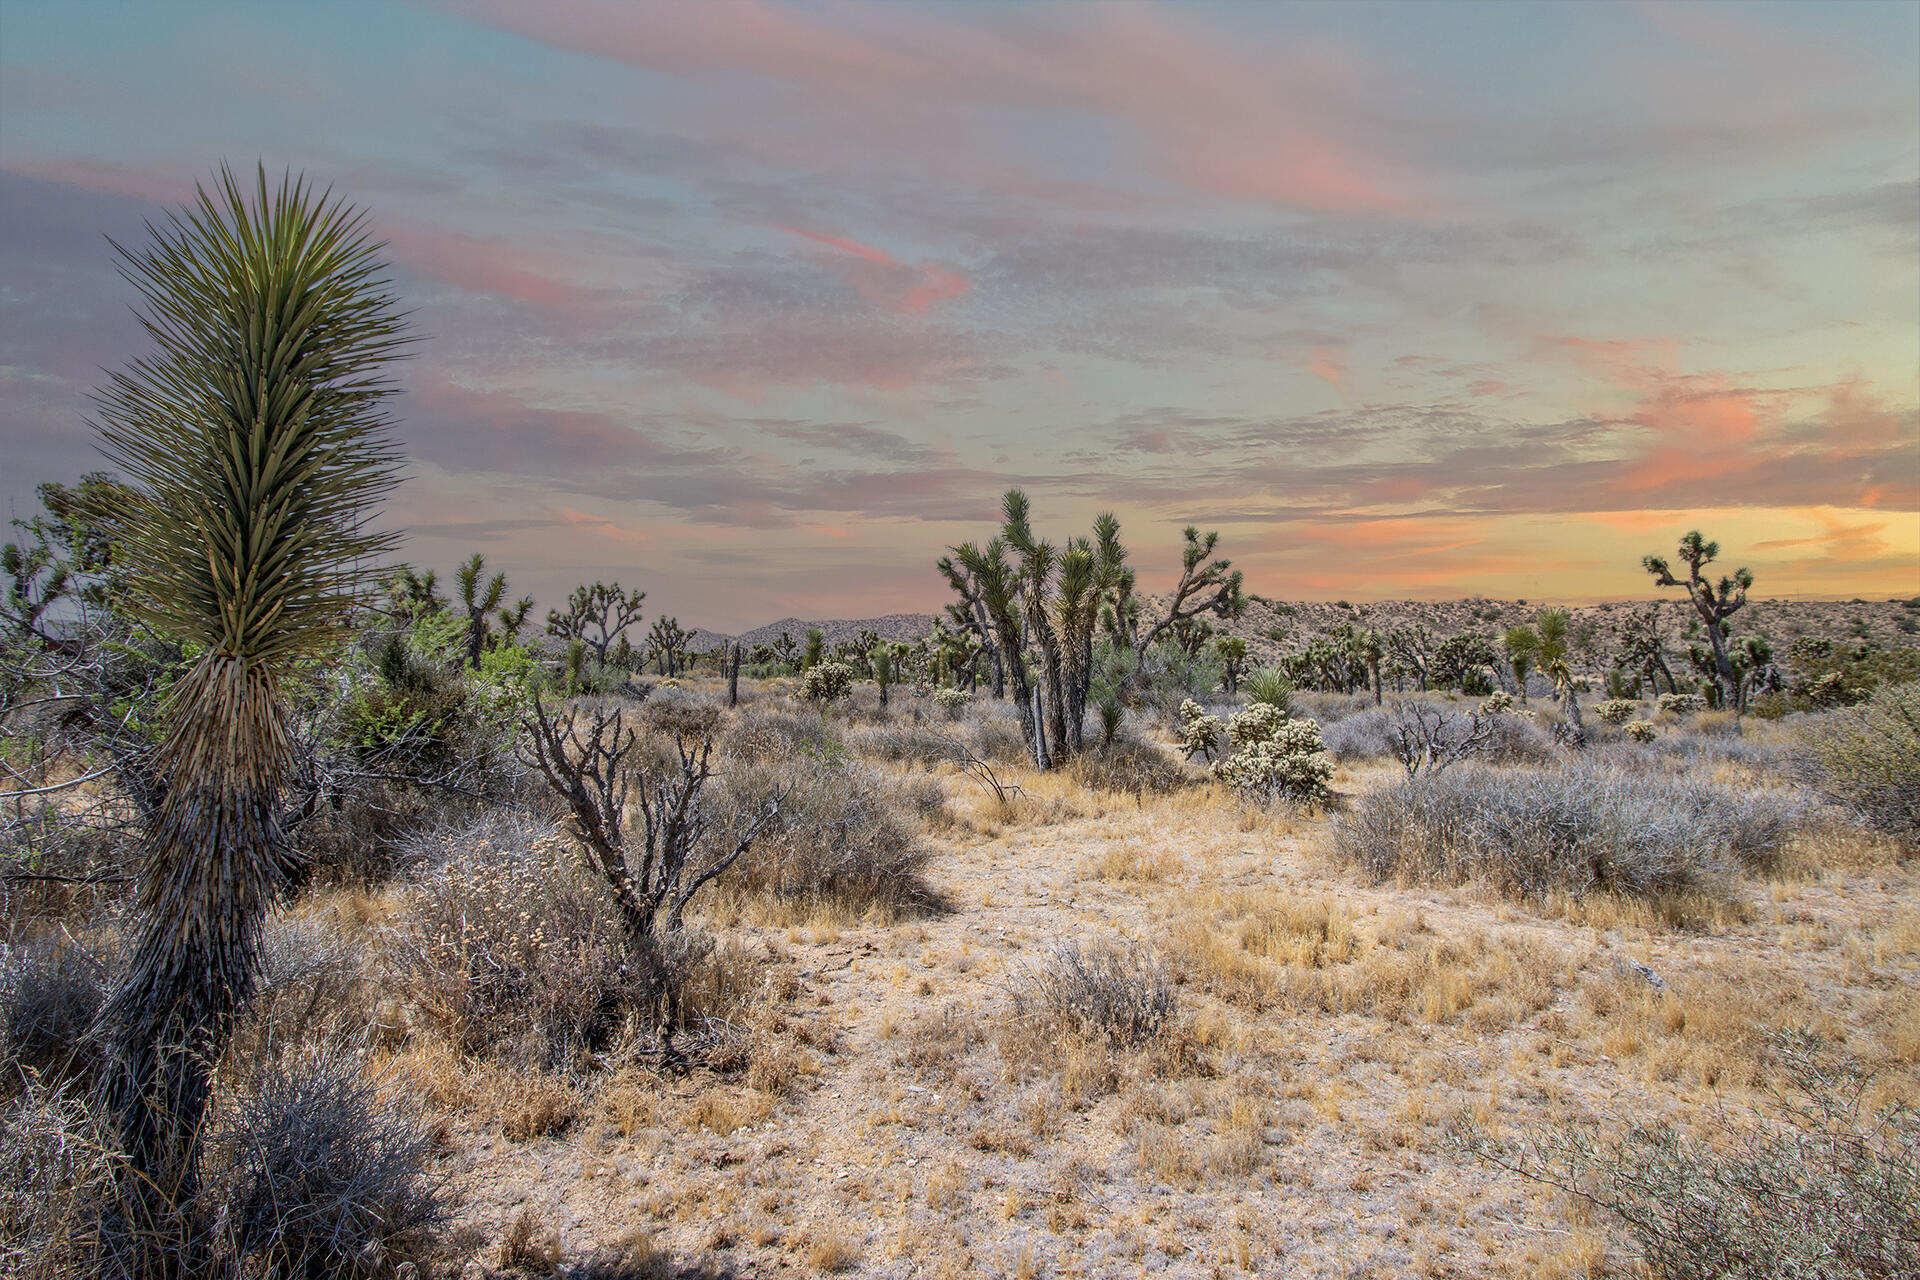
427, 762, 1919, 1279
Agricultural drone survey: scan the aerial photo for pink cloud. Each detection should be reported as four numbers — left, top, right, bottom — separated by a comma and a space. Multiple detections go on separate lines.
448, 0, 1424, 214
378, 226, 592, 307
785, 226, 971, 314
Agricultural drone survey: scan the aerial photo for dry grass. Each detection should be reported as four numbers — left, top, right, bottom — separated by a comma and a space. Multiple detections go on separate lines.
17, 677, 1916, 1278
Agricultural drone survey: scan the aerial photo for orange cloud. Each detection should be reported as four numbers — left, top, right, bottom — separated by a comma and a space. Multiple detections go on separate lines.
1307, 346, 1345, 387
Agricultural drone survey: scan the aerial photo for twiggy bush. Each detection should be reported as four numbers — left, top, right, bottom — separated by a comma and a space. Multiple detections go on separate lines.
1802, 681, 1920, 841
210, 1044, 447, 1279
1461, 1033, 1919, 1280
1011, 941, 1175, 1048
1067, 733, 1195, 796
1, 932, 118, 1087
1331, 763, 1805, 902
1, 1048, 447, 1280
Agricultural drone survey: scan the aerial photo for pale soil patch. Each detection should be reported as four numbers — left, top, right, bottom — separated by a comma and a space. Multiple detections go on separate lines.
425, 761, 1918, 1279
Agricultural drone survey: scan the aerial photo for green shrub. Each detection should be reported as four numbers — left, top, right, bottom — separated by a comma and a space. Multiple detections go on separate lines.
1623, 719, 1658, 743
1242, 669, 1293, 713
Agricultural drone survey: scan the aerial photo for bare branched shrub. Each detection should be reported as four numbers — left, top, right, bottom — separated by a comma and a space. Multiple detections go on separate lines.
1460, 1034, 1919, 1280
1331, 762, 1806, 902
1011, 942, 1175, 1048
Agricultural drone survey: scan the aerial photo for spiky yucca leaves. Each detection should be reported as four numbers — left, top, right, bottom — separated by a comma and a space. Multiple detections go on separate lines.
90, 166, 409, 1233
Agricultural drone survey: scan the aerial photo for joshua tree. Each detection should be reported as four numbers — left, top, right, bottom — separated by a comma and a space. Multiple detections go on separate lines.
1214, 635, 1249, 698
871, 642, 898, 707
1356, 627, 1385, 705
1643, 532, 1752, 710
1131, 526, 1244, 666
647, 615, 694, 676
455, 552, 517, 669
1385, 624, 1435, 691
937, 552, 1006, 696
547, 581, 645, 666
726, 641, 742, 707
1502, 624, 1540, 704
952, 536, 1044, 765
90, 166, 410, 1239
1536, 607, 1585, 746
801, 627, 825, 671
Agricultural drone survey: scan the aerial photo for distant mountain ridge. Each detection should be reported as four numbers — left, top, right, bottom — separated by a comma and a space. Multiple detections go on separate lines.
681, 613, 940, 653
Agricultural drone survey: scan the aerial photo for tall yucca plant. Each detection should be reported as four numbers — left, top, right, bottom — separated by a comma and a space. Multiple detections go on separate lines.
91, 165, 409, 1220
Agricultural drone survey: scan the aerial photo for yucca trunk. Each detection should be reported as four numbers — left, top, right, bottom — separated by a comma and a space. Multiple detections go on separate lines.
99, 656, 294, 1206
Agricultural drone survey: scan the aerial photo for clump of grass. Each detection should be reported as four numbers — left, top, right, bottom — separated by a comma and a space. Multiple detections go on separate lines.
1331, 762, 1805, 903
1010, 941, 1174, 1048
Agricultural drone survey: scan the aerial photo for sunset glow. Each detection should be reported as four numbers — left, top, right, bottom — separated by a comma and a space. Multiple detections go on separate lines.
2, 0, 1915, 628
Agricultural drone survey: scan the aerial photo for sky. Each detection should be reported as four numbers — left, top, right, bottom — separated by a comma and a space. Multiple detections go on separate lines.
2, 0, 1916, 631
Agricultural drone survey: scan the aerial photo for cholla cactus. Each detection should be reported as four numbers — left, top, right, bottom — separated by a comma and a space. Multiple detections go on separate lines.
1226, 700, 1287, 749
933, 686, 972, 719
801, 660, 854, 703
1210, 714, 1334, 806
1177, 698, 1222, 761
1656, 691, 1707, 717
1623, 719, 1658, 743
1478, 690, 1515, 716
1595, 699, 1639, 726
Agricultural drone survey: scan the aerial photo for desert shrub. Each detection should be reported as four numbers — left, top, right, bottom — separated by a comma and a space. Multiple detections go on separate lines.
800, 661, 854, 703
1211, 707, 1334, 806
848, 718, 955, 767
1331, 762, 1806, 901
1802, 681, 1920, 841
1623, 719, 1658, 743
212, 1044, 447, 1279
1319, 706, 1398, 762
1011, 942, 1174, 1048
1, 1050, 448, 1280
1289, 689, 1375, 725
1068, 733, 1194, 796
1175, 699, 1221, 761
1657, 691, 1708, 717
1464, 1033, 1919, 1280
1595, 698, 1640, 726
640, 687, 724, 741
962, 704, 1031, 765
722, 703, 844, 764
404, 816, 647, 1069
0, 1083, 123, 1280
1478, 690, 1514, 716
1477, 707, 1559, 765
932, 687, 972, 719
714, 754, 935, 914
0, 933, 116, 1085
229, 913, 369, 1063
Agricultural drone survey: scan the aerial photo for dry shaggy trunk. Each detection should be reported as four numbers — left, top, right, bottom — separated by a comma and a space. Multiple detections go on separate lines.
97, 657, 294, 1247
